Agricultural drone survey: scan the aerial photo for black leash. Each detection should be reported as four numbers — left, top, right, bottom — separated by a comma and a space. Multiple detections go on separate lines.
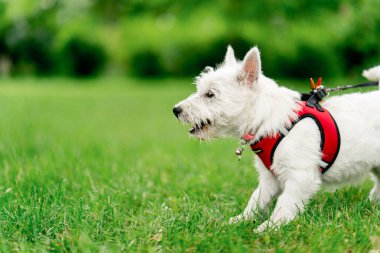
327, 81, 379, 92
301, 80, 379, 110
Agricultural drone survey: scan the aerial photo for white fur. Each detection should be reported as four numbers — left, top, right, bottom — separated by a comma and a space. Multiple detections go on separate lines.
363, 65, 380, 81
173, 46, 380, 232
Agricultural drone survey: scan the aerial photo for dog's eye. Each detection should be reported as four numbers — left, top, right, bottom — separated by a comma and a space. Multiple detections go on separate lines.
206, 91, 215, 98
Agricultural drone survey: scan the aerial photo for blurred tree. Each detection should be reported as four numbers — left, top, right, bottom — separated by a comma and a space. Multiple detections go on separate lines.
61, 37, 106, 77
6, 22, 56, 75
131, 49, 163, 77
338, 0, 380, 73
0, 0, 378, 78
1, 0, 58, 75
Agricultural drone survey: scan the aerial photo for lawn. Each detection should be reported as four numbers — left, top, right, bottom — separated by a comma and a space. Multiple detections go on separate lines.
0, 77, 379, 252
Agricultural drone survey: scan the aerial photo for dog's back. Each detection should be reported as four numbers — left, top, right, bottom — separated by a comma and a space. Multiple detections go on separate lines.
322, 84, 380, 184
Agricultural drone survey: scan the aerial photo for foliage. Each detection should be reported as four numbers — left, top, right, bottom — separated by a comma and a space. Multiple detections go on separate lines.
0, 0, 379, 78
130, 49, 164, 77
0, 78, 379, 251
5, 23, 55, 75
60, 37, 106, 77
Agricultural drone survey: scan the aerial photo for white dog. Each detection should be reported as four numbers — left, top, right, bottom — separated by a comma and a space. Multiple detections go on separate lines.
173, 46, 380, 232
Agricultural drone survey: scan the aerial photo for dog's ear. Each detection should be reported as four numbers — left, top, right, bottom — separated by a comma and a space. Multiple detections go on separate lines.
241, 47, 261, 86
224, 45, 237, 66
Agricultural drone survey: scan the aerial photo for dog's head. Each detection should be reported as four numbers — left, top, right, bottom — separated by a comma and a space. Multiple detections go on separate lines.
173, 46, 267, 140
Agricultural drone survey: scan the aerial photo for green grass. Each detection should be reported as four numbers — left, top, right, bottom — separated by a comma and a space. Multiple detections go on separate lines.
0, 77, 379, 252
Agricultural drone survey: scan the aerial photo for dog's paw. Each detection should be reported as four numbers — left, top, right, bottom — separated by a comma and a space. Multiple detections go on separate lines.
253, 220, 278, 233
369, 189, 380, 203
229, 212, 254, 224
229, 214, 244, 224
254, 221, 269, 233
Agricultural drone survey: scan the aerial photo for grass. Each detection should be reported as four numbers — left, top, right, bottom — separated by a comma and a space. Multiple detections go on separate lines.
0, 77, 379, 252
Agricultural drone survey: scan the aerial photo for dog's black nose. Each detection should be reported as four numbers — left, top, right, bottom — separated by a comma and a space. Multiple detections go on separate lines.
173, 106, 182, 118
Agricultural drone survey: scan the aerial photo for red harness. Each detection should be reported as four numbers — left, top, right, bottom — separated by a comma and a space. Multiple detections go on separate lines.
243, 101, 340, 173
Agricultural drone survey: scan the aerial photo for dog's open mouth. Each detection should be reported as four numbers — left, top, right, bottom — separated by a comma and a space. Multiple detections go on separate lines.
189, 119, 212, 134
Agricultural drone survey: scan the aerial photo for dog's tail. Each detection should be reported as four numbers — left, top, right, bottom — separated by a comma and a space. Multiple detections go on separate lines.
362, 65, 380, 88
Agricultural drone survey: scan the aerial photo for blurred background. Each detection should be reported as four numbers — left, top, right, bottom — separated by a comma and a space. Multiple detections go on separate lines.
0, 0, 379, 79
0, 1, 380, 250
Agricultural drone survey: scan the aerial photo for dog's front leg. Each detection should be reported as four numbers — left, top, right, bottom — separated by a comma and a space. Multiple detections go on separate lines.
229, 162, 280, 224
255, 169, 321, 233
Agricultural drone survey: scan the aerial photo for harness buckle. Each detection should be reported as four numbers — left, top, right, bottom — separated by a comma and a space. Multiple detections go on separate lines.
306, 77, 329, 110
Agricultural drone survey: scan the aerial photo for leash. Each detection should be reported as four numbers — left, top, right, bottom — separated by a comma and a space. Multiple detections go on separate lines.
327, 81, 379, 92
303, 78, 379, 110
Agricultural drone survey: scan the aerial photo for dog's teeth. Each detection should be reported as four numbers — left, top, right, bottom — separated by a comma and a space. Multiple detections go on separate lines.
189, 120, 212, 134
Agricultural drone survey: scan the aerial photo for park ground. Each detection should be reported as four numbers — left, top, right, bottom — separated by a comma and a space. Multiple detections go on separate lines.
0, 77, 379, 252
